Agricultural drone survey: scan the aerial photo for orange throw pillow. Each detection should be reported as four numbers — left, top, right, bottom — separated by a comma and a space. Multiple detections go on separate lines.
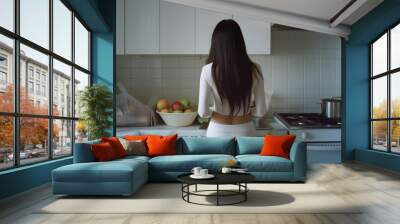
124, 135, 149, 141
91, 142, 117, 161
101, 137, 127, 158
260, 135, 296, 159
146, 135, 178, 157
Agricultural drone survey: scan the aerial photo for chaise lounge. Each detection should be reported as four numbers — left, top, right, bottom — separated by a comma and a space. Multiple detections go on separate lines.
52, 137, 306, 196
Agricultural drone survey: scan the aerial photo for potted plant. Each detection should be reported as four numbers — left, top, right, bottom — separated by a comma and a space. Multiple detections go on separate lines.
79, 84, 113, 140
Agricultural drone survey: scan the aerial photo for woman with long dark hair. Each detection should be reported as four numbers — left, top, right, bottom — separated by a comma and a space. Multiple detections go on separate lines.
198, 19, 267, 137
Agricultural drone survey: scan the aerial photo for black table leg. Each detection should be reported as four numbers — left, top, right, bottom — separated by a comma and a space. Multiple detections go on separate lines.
245, 183, 247, 201
187, 184, 190, 202
180, 182, 250, 206
216, 184, 219, 206
181, 184, 183, 199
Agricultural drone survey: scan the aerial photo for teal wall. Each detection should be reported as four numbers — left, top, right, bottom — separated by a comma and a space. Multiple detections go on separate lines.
0, 158, 72, 199
91, 0, 116, 135
344, 0, 400, 171
0, 0, 116, 200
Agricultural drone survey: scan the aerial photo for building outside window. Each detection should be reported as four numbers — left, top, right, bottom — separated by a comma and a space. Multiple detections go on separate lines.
28, 66, 34, 79
41, 85, 46, 97
0, 55, 7, 67
28, 81, 34, 94
0, 71, 6, 84
35, 83, 40, 95
370, 23, 400, 154
0, 55, 7, 89
41, 73, 46, 83
35, 70, 40, 81
0, 0, 91, 170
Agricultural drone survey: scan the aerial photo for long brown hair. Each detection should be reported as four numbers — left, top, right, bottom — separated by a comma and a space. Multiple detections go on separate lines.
207, 19, 261, 116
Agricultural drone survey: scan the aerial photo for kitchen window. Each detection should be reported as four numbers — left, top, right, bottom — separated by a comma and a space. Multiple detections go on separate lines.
370, 22, 400, 153
0, 0, 91, 171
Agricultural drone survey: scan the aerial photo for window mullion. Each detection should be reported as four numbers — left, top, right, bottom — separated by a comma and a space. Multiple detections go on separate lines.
13, 0, 21, 167
48, 0, 54, 160
71, 10, 76, 154
388, 30, 391, 152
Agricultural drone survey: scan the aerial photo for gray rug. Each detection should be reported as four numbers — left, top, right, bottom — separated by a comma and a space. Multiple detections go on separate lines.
38, 183, 362, 214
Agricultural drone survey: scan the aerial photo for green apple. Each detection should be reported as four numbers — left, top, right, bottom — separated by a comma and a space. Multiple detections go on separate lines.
179, 98, 191, 109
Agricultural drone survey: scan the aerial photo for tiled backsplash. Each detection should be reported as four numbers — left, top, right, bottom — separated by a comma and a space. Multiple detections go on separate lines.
116, 30, 341, 116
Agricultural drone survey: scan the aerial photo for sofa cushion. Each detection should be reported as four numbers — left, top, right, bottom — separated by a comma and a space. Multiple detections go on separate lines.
260, 135, 296, 159
236, 137, 263, 155
147, 135, 178, 157
101, 137, 127, 158
119, 138, 147, 156
236, 155, 293, 172
179, 137, 235, 155
149, 154, 235, 172
91, 142, 118, 161
53, 158, 147, 183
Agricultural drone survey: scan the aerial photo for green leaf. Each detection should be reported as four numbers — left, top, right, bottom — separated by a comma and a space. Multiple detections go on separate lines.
79, 84, 113, 140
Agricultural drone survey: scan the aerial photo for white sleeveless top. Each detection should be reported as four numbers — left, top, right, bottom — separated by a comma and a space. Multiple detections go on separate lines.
197, 63, 267, 118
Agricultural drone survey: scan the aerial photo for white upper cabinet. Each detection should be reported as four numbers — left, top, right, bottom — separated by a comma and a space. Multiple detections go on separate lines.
195, 9, 232, 54
117, 1, 271, 55
234, 15, 271, 55
125, 0, 159, 54
160, 1, 195, 54
116, 0, 125, 55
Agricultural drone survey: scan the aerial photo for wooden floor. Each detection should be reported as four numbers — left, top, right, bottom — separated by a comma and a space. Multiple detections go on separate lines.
1, 162, 400, 224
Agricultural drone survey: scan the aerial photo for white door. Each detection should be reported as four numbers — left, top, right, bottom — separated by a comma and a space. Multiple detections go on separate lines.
234, 15, 271, 55
125, 0, 160, 54
160, 1, 195, 54
195, 9, 232, 54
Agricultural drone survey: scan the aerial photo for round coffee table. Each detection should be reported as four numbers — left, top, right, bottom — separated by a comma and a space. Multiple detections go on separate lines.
177, 173, 255, 206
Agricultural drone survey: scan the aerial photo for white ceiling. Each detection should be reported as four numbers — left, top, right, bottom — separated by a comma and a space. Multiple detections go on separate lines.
224, 0, 383, 25
164, 0, 383, 37
225, 0, 352, 22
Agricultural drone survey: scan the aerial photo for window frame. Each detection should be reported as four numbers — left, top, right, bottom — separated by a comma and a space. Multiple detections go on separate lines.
370, 21, 400, 154
0, 0, 92, 171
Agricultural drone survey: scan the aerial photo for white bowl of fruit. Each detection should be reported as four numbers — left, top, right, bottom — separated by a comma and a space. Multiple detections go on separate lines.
156, 98, 198, 127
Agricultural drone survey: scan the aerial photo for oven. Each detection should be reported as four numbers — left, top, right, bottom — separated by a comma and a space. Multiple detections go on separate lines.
274, 113, 342, 164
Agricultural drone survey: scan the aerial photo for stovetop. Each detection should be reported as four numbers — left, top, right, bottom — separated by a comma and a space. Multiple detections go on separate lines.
274, 113, 341, 129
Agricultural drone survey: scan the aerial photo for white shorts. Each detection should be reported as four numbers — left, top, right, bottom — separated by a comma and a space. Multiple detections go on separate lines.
206, 120, 256, 137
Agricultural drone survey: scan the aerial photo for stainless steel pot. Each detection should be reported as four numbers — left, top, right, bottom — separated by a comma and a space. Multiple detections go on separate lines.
320, 98, 341, 120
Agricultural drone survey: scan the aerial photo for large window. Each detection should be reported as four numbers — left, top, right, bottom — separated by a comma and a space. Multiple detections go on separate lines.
0, 0, 91, 170
370, 23, 400, 153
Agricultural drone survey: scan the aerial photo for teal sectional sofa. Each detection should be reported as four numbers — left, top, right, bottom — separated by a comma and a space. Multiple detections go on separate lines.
52, 137, 306, 196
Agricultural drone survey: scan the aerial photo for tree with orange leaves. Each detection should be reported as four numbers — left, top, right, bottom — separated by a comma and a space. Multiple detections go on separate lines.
0, 84, 59, 151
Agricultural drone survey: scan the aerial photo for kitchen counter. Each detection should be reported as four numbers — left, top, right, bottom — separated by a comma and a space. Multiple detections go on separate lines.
117, 125, 206, 137
117, 119, 287, 137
